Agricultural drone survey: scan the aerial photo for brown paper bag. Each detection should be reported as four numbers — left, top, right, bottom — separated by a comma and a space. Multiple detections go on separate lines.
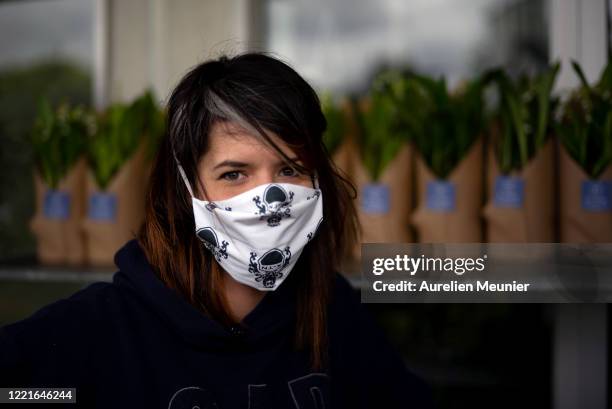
352, 143, 413, 259
30, 158, 87, 265
559, 147, 612, 243
411, 138, 483, 243
483, 140, 555, 242
82, 143, 151, 266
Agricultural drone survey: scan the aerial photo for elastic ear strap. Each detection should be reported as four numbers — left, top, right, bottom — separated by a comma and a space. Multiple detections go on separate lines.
312, 171, 320, 189
173, 151, 195, 198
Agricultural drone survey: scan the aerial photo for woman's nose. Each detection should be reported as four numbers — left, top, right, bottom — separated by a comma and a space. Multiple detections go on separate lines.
254, 169, 280, 186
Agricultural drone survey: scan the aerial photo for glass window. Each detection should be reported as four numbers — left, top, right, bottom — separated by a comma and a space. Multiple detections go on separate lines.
263, 0, 549, 93
0, 0, 93, 263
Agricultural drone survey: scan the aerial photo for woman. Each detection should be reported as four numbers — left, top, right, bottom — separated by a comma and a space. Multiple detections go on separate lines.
0, 53, 431, 408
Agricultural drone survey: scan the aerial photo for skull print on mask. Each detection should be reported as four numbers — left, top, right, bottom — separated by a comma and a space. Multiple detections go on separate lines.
175, 158, 324, 291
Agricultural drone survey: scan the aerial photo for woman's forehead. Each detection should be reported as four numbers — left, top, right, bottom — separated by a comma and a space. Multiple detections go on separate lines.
205, 121, 300, 164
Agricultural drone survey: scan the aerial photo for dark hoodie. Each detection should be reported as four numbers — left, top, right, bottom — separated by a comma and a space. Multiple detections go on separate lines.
0, 239, 432, 408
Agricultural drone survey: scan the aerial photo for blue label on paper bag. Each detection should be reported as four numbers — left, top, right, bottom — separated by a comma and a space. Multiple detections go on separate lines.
88, 192, 117, 221
361, 183, 390, 214
43, 190, 70, 220
493, 176, 525, 208
426, 180, 456, 211
581, 180, 612, 211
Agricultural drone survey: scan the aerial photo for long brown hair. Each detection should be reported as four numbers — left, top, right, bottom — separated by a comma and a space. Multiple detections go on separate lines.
137, 52, 359, 369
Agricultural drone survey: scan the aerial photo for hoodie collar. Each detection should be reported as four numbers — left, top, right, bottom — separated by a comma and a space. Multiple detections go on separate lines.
112, 239, 298, 351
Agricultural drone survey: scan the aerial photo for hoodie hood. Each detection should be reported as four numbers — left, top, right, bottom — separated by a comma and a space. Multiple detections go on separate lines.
112, 239, 299, 351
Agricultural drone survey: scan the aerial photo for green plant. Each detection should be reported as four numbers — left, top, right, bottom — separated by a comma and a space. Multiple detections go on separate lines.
490, 63, 560, 173
87, 104, 127, 190
87, 89, 164, 189
355, 70, 413, 181
409, 73, 487, 179
31, 100, 93, 188
320, 92, 346, 156
557, 60, 612, 178
128, 90, 165, 159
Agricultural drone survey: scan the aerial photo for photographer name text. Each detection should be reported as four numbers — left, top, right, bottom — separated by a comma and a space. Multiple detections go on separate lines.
370, 255, 530, 293
372, 280, 530, 292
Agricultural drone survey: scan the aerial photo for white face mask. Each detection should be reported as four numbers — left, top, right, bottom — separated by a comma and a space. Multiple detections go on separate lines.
176, 162, 324, 291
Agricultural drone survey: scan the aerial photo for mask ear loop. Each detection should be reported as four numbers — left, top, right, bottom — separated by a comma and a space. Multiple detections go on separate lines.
176, 164, 195, 198
173, 149, 195, 198
173, 150, 223, 230
311, 171, 320, 189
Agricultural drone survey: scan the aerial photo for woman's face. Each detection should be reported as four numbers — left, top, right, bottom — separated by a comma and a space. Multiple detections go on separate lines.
196, 121, 313, 201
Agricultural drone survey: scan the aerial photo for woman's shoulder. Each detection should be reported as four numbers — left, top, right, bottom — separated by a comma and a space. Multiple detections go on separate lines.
330, 271, 361, 307
327, 271, 367, 332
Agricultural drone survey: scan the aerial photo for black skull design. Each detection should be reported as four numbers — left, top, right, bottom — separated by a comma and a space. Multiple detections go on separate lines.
248, 246, 292, 288
306, 190, 321, 201
252, 184, 294, 227
205, 202, 232, 212
196, 227, 229, 262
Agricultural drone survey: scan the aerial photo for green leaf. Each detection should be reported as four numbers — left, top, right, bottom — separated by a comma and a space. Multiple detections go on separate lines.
559, 60, 612, 178
571, 60, 591, 90
490, 63, 559, 173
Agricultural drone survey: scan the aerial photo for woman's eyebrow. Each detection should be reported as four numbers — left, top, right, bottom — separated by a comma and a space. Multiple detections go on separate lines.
212, 157, 301, 170
275, 157, 301, 166
212, 160, 250, 170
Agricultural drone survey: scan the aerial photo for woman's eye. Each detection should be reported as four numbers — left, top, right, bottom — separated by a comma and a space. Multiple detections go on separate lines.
220, 171, 243, 181
280, 166, 300, 177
